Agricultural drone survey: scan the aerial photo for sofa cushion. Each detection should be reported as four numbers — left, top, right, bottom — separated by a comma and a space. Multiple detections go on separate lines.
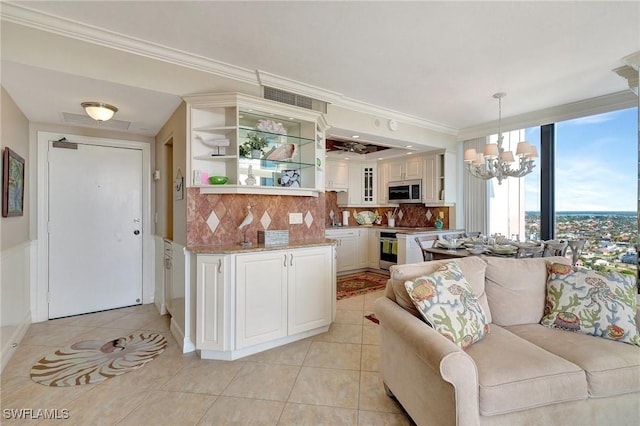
541, 263, 640, 346
465, 325, 588, 416
484, 256, 570, 326
506, 323, 640, 398
404, 261, 490, 349
389, 256, 491, 322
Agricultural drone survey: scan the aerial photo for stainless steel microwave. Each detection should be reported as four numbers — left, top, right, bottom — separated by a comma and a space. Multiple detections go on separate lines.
387, 179, 422, 203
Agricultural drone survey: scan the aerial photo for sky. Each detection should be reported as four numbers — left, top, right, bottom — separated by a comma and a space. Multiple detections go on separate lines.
524, 106, 638, 212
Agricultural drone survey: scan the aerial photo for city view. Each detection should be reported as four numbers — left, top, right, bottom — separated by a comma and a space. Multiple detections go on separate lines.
525, 211, 638, 276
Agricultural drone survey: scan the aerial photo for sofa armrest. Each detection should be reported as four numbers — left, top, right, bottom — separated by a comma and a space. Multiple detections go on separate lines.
375, 297, 481, 426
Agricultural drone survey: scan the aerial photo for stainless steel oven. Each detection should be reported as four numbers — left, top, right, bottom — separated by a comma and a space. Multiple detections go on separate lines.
379, 232, 398, 270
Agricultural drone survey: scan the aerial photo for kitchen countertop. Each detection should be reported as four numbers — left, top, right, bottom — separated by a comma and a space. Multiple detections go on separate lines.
189, 238, 335, 255
325, 225, 463, 234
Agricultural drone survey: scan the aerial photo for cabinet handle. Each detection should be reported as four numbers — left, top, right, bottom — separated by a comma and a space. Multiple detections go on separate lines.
290, 253, 293, 266
217, 259, 222, 274
284, 253, 287, 267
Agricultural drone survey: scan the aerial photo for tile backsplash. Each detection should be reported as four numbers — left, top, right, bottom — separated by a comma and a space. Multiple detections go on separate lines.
187, 188, 325, 247
324, 192, 449, 228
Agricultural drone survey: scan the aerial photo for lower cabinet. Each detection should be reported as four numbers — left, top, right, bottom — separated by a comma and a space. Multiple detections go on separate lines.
195, 244, 334, 359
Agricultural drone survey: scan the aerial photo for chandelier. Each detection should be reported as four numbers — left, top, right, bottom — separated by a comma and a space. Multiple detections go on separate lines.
463, 93, 537, 185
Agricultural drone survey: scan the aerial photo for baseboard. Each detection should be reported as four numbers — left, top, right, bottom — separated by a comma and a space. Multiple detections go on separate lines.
169, 317, 195, 354
0, 311, 32, 373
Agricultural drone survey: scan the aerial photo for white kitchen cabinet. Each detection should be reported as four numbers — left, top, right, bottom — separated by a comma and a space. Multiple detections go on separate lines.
356, 228, 369, 267
325, 160, 349, 191
337, 163, 377, 206
196, 254, 230, 352
424, 150, 457, 205
325, 228, 358, 272
387, 156, 423, 181
378, 162, 391, 204
287, 247, 333, 335
235, 251, 288, 349
195, 244, 333, 360
367, 228, 380, 268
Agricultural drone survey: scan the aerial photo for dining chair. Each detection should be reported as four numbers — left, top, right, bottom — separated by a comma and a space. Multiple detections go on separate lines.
567, 239, 586, 265
437, 232, 465, 241
516, 243, 545, 258
415, 235, 439, 261
543, 240, 569, 257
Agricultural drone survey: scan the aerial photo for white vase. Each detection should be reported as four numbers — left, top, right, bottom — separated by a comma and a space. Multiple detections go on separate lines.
251, 149, 262, 159
388, 218, 395, 227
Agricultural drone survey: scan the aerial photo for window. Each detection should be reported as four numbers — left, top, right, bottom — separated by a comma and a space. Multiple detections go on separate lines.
488, 106, 638, 275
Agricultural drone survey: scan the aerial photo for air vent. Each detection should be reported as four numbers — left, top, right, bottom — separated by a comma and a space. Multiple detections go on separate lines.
263, 86, 327, 113
62, 112, 131, 130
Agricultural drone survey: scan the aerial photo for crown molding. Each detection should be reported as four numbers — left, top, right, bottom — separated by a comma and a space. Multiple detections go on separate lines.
334, 96, 459, 136
0, 2, 258, 85
458, 91, 638, 141
623, 51, 640, 70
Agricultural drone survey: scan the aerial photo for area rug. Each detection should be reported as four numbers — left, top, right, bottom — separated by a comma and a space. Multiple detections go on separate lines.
31, 332, 167, 387
337, 271, 389, 300
365, 313, 379, 324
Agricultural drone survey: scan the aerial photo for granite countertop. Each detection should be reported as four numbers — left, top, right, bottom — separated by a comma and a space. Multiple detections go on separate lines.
189, 238, 335, 254
325, 225, 463, 235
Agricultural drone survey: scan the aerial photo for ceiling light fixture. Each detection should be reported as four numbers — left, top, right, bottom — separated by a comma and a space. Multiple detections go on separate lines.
81, 102, 118, 121
463, 93, 537, 185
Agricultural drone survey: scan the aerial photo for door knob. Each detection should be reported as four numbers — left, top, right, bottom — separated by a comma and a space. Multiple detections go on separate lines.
134, 230, 140, 235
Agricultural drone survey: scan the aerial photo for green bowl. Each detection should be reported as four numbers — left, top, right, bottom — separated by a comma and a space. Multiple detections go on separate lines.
208, 176, 228, 185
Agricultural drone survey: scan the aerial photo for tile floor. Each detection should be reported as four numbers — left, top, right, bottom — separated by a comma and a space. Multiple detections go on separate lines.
0, 290, 414, 425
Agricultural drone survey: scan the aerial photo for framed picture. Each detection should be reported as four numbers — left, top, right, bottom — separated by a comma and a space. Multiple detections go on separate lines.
2, 147, 25, 217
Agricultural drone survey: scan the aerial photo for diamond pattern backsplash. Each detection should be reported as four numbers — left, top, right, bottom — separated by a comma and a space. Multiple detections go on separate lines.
187, 188, 325, 247
260, 211, 272, 230
323, 192, 449, 228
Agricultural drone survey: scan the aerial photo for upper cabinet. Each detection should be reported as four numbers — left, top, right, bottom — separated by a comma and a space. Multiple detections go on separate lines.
424, 150, 457, 205
337, 163, 378, 206
185, 93, 328, 197
325, 160, 349, 191
387, 156, 423, 181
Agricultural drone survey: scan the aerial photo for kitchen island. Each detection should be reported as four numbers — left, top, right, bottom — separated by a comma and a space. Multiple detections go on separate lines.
190, 239, 336, 360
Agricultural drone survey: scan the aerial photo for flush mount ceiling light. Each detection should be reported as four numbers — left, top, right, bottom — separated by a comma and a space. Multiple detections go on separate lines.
464, 93, 537, 185
81, 102, 118, 121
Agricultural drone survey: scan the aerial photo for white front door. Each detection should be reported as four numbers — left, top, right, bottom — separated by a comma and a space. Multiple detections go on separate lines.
48, 141, 143, 319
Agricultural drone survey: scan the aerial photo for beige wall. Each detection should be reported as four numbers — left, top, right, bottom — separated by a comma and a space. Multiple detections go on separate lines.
1, 86, 30, 249
1, 86, 31, 371
155, 101, 187, 246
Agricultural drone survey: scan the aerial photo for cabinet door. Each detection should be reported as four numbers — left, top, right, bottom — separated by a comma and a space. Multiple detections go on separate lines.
347, 164, 362, 204
356, 229, 369, 267
423, 154, 439, 203
326, 161, 349, 189
337, 236, 358, 273
378, 162, 390, 204
361, 164, 377, 204
235, 251, 287, 349
405, 156, 423, 180
196, 255, 229, 351
387, 160, 405, 181
288, 247, 332, 334
367, 229, 380, 268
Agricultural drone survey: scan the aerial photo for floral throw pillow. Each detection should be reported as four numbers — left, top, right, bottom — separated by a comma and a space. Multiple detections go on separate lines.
541, 263, 640, 346
404, 261, 490, 349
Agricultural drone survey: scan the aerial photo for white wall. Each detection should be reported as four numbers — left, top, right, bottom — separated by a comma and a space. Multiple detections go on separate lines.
0, 86, 32, 372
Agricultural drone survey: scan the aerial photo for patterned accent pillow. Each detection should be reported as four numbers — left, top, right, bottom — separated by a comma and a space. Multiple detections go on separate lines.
404, 261, 490, 349
541, 263, 640, 346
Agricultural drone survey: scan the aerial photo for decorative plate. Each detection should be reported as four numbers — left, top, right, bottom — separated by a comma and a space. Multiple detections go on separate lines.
489, 245, 517, 254
355, 211, 377, 225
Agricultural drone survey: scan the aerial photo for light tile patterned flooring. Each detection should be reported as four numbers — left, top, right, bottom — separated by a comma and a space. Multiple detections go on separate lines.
1, 290, 413, 425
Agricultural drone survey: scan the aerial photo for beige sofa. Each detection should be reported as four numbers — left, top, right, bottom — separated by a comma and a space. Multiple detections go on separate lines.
374, 256, 640, 426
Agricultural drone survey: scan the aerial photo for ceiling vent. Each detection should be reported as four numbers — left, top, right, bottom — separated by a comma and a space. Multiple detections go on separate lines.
262, 86, 327, 113
62, 112, 131, 130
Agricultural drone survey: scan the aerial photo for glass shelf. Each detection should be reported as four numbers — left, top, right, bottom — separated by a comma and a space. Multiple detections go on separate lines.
238, 127, 314, 146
